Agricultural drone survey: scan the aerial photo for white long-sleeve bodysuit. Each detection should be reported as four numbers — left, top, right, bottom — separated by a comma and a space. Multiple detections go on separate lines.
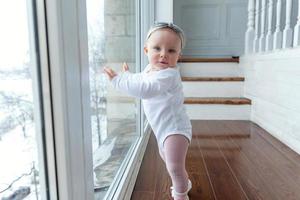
111, 65, 192, 149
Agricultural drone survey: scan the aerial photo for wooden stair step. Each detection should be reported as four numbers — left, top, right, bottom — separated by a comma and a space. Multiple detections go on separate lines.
194, 133, 250, 139
178, 57, 239, 63
181, 77, 244, 82
184, 97, 251, 105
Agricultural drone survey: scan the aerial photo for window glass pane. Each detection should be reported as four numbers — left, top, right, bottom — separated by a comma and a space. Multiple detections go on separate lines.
86, 0, 139, 199
0, 1, 48, 199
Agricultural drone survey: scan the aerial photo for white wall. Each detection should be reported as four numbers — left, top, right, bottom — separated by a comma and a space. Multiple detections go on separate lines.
173, 0, 247, 57
155, 0, 173, 22
240, 48, 300, 154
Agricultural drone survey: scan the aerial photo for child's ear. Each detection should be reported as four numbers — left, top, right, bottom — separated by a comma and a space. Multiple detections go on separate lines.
143, 46, 148, 54
177, 53, 182, 61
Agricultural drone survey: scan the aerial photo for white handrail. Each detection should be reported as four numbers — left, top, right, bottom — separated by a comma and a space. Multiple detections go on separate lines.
245, 0, 299, 54
273, 0, 282, 49
253, 0, 260, 52
282, 0, 293, 48
245, 0, 255, 53
293, 0, 300, 47
259, 0, 266, 52
265, 0, 273, 51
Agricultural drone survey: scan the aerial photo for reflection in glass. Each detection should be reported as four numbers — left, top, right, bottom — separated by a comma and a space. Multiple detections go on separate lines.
0, 1, 46, 199
86, 0, 139, 199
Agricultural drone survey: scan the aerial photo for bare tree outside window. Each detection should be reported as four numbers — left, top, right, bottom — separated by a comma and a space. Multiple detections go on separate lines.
0, 64, 41, 199
0, 1, 45, 199
87, 0, 139, 199
88, 21, 107, 148
0, 91, 34, 138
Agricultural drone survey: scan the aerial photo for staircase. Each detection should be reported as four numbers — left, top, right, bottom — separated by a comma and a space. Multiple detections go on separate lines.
179, 57, 251, 120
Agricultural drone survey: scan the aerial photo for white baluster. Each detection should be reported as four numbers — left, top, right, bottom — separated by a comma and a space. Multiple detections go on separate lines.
265, 0, 273, 51
282, 0, 293, 48
293, 0, 300, 47
273, 0, 282, 49
253, 0, 260, 52
259, 0, 266, 52
245, 0, 255, 54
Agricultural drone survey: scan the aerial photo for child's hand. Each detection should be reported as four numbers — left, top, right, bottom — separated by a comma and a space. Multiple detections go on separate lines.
103, 63, 129, 81
103, 67, 117, 80
122, 62, 129, 72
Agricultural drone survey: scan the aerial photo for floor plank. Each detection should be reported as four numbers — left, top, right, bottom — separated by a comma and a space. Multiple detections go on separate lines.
131, 191, 154, 200
206, 121, 281, 200
196, 122, 248, 200
186, 137, 216, 199
222, 121, 300, 200
131, 120, 300, 200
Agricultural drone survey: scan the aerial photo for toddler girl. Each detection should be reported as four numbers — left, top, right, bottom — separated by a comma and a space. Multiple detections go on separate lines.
104, 22, 192, 200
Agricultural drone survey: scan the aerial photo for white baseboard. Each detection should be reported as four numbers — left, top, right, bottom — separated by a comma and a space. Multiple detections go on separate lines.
252, 115, 300, 155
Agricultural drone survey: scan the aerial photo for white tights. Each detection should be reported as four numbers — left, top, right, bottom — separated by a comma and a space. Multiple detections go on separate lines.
159, 135, 189, 200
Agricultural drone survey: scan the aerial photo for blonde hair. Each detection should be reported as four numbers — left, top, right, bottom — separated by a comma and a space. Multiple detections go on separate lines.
146, 22, 186, 49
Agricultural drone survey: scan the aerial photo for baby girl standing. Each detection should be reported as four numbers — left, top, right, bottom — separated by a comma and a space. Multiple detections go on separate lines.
104, 22, 192, 200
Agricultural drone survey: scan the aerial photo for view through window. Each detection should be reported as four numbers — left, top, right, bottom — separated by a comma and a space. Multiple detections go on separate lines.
86, 0, 139, 199
0, 1, 47, 199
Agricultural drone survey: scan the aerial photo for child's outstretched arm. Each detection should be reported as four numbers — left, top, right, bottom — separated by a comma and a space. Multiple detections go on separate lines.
105, 64, 176, 99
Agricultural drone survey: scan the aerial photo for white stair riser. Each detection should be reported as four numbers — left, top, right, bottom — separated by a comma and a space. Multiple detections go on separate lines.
183, 82, 244, 97
179, 63, 241, 77
185, 104, 250, 120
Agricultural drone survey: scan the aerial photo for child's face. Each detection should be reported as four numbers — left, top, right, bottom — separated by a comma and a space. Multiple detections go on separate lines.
144, 28, 181, 69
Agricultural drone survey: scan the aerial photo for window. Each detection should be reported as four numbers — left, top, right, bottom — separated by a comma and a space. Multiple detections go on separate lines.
86, 0, 141, 198
0, 0, 153, 199
0, 1, 49, 199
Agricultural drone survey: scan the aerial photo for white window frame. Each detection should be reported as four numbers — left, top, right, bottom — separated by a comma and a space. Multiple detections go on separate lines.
100, 0, 155, 199
42, 0, 94, 199
29, 0, 58, 199
39, 0, 155, 199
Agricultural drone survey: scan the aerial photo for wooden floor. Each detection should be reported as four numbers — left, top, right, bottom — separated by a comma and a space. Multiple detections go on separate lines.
131, 120, 300, 200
